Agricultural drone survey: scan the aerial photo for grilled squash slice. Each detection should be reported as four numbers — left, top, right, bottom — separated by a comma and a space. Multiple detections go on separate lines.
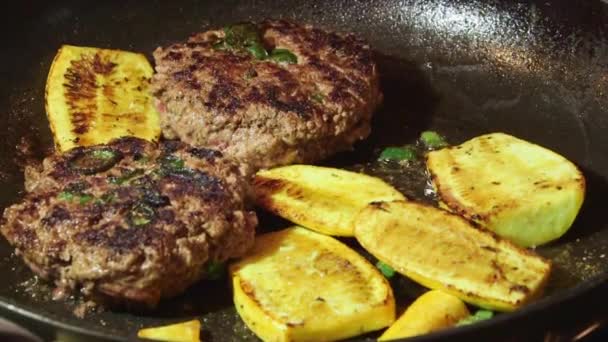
354, 201, 551, 312
46, 45, 160, 152
426, 133, 585, 247
137, 319, 201, 342
379, 290, 470, 341
230, 227, 395, 342
253, 165, 405, 236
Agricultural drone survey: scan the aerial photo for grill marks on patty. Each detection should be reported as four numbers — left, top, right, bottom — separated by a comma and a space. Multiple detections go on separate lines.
152, 19, 381, 170
0, 137, 257, 307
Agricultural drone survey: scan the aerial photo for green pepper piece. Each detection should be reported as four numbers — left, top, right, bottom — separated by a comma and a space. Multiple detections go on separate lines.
379, 146, 417, 162
456, 310, 494, 326
269, 48, 298, 64
376, 260, 395, 278
420, 131, 448, 150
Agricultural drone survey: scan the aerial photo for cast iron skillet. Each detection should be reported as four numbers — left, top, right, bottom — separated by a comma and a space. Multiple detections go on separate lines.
1, 0, 607, 341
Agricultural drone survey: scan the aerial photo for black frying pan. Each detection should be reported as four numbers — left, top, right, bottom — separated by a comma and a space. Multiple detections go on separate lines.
1, 0, 607, 341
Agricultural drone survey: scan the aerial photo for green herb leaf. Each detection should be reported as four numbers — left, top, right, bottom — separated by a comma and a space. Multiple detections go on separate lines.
206, 261, 226, 280
100, 192, 117, 204
376, 260, 395, 278
246, 43, 269, 60
136, 156, 150, 164
379, 146, 417, 162
160, 155, 186, 172
70, 148, 121, 175
311, 92, 325, 103
78, 194, 94, 205
456, 310, 494, 326
420, 131, 448, 150
109, 168, 145, 185
58, 191, 75, 201
212, 40, 228, 50
91, 149, 117, 160
224, 23, 261, 47
128, 203, 155, 227
269, 48, 298, 64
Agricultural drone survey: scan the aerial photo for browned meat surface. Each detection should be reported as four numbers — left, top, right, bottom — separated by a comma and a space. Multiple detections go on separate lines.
152, 19, 382, 170
1, 137, 257, 307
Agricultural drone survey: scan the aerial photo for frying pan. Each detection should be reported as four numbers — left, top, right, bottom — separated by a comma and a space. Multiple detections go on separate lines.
1, 0, 607, 341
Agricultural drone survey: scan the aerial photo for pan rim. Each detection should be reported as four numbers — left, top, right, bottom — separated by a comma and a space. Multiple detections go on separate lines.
0, 271, 605, 341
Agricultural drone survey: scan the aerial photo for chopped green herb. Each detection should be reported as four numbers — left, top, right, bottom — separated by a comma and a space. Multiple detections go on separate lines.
69, 148, 121, 175
420, 131, 448, 150
456, 310, 494, 326
58, 191, 75, 201
224, 23, 261, 47
100, 192, 117, 204
376, 260, 395, 278
218, 23, 270, 60
128, 203, 155, 227
160, 155, 186, 172
136, 156, 150, 164
311, 92, 325, 103
206, 261, 226, 280
91, 149, 117, 160
212, 40, 227, 50
78, 194, 94, 204
269, 48, 298, 64
243, 69, 258, 80
109, 168, 145, 185
58, 190, 95, 205
246, 43, 269, 60
379, 146, 417, 162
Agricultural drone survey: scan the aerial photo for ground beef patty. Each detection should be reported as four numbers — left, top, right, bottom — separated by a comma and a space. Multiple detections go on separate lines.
152, 19, 382, 170
1, 137, 257, 307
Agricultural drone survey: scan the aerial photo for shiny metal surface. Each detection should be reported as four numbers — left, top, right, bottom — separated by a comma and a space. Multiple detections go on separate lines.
0, 1, 606, 341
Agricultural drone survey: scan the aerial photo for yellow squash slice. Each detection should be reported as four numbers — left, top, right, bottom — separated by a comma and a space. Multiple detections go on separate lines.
253, 165, 405, 236
426, 132, 585, 247
354, 201, 551, 312
137, 319, 201, 342
379, 290, 470, 341
46, 45, 160, 152
230, 227, 395, 342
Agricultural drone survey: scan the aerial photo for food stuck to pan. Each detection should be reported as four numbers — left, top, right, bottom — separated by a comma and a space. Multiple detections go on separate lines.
0, 18, 587, 342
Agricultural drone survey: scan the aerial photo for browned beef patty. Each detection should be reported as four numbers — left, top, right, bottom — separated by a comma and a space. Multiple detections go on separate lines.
1, 137, 257, 307
152, 20, 382, 170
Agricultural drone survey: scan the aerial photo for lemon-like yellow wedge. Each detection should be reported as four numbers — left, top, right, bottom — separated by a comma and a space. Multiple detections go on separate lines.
137, 319, 201, 342
46, 45, 160, 152
379, 290, 470, 340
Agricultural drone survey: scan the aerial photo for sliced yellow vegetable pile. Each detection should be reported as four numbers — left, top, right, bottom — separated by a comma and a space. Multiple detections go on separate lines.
46, 45, 160, 152
426, 132, 585, 247
354, 200, 551, 312
379, 290, 470, 341
230, 226, 395, 342
253, 165, 405, 236
137, 319, 201, 342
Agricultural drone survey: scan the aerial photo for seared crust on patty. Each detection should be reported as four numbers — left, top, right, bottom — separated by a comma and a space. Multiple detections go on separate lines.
152, 19, 382, 170
1, 137, 257, 307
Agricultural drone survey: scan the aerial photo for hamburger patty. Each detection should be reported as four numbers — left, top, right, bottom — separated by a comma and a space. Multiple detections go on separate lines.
1, 137, 257, 307
152, 20, 382, 170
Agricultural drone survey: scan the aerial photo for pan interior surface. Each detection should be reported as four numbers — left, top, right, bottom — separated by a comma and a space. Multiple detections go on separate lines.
0, 0, 607, 341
